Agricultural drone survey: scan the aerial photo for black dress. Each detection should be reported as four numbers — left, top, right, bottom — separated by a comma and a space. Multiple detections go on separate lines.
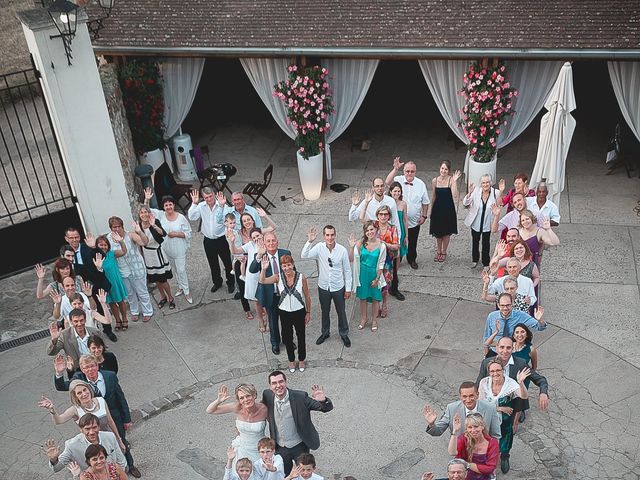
429, 178, 458, 238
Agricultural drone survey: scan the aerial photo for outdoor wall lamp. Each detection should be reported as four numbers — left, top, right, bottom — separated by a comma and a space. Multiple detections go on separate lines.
87, 0, 116, 41
47, 0, 78, 66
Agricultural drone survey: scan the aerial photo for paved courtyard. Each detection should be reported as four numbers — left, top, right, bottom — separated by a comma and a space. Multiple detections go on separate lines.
1, 116, 639, 479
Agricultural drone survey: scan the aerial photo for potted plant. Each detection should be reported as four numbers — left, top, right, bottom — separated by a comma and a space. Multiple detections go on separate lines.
459, 61, 517, 187
274, 64, 334, 200
118, 58, 167, 169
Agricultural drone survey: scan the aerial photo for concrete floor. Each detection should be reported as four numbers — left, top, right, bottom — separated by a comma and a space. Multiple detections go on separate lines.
1, 115, 639, 479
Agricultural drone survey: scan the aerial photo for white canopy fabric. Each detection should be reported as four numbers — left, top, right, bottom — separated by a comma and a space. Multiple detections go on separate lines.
608, 61, 640, 142
160, 57, 205, 139
531, 62, 577, 206
498, 61, 565, 148
418, 60, 564, 175
417, 59, 470, 144
240, 58, 296, 140
321, 59, 379, 179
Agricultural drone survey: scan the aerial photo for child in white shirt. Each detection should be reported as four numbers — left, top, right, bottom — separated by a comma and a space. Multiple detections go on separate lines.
284, 453, 323, 480
252, 437, 284, 480
223, 447, 258, 480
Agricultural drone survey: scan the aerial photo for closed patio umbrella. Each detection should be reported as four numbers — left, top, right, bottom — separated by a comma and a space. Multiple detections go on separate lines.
531, 62, 576, 207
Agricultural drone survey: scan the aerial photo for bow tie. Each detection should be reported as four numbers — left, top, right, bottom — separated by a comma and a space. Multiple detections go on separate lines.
405, 182, 413, 186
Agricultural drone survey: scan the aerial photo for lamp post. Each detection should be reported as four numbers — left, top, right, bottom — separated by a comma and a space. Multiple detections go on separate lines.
47, 0, 78, 65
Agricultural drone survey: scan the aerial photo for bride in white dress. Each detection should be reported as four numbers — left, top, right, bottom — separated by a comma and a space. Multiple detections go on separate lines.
206, 383, 268, 463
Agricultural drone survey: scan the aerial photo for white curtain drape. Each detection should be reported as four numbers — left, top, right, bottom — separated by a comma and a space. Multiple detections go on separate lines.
531, 62, 576, 206
497, 61, 565, 147
240, 58, 295, 140
608, 61, 640, 142
321, 59, 379, 179
160, 57, 205, 139
418, 59, 470, 144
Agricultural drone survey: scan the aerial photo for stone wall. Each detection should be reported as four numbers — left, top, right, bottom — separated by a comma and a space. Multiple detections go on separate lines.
99, 62, 141, 215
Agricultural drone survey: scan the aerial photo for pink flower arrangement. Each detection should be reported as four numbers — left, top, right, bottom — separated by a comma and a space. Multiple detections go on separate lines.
459, 62, 518, 163
273, 64, 335, 159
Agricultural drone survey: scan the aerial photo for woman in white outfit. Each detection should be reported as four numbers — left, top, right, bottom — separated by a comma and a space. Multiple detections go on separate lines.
206, 383, 267, 465
462, 174, 501, 269
144, 188, 193, 303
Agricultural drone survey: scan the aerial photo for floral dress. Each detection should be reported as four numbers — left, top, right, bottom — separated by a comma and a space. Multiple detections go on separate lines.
377, 223, 398, 286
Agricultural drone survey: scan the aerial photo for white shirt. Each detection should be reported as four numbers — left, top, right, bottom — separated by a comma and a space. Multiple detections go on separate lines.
73, 328, 91, 355
252, 454, 285, 480
301, 241, 352, 292
188, 201, 225, 239
73, 247, 83, 265
86, 372, 106, 397
498, 208, 540, 233
488, 274, 537, 306
60, 292, 93, 326
393, 175, 430, 228
526, 197, 560, 224
348, 195, 399, 227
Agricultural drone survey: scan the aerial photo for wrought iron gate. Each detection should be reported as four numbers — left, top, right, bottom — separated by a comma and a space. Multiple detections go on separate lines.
0, 56, 81, 277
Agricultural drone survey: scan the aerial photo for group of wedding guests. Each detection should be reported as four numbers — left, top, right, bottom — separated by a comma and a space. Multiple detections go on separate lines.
30, 154, 560, 479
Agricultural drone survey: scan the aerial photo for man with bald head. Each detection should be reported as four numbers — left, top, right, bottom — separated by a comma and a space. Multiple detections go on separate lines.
526, 182, 560, 226
385, 156, 430, 270
249, 232, 292, 355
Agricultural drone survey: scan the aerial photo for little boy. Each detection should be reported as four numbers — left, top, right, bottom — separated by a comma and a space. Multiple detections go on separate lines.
224, 447, 257, 480
284, 453, 323, 480
253, 437, 284, 480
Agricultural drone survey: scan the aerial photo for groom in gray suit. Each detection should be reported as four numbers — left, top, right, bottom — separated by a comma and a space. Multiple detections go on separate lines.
262, 370, 334, 475
423, 381, 501, 439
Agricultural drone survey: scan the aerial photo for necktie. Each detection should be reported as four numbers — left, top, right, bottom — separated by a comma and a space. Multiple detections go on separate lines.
272, 256, 279, 275
501, 314, 509, 337
89, 380, 101, 397
276, 399, 284, 415
405, 181, 413, 186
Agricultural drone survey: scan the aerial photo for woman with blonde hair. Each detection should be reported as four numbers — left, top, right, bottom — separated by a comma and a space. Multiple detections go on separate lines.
448, 412, 499, 480
206, 383, 268, 463
37, 379, 125, 451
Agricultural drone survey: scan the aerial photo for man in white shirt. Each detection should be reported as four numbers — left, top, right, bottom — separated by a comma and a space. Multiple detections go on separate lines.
44, 413, 126, 473
188, 187, 235, 293
301, 225, 352, 348
348, 177, 399, 227
526, 182, 560, 226
488, 258, 537, 306
385, 156, 430, 270
215, 191, 263, 230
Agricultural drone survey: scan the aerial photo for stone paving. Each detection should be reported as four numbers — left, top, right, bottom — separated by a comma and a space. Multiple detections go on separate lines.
1, 119, 639, 480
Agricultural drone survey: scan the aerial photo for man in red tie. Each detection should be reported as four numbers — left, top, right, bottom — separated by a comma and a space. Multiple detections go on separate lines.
385, 156, 430, 270
249, 232, 292, 355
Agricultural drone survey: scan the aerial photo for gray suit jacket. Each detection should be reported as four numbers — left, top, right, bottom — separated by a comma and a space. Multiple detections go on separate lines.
262, 388, 333, 450
47, 326, 103, 366
50, 431, 125, 472
476, 355, 549, 396
425, 399, 501, 439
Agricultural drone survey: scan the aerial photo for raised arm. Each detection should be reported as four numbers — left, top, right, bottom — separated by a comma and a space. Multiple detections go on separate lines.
206, 385, 239, 414
538, 216, 560, 246
447, 413, 462, 455
187, 189, 202, 221
348, 189, 363, 222
385, 156, 403, 186
451, 170, 462, 204
259, 256, 279, 285
130, 221, 149, 247
300, 227, 318, 259
35, 264, 53, 299
256, 207, 276, 233
37, 396, 76, 425
516, 368, 531, 399
110, 232, 127, 258
359, 189, 373, 223
92, 289, 113, 325
462, 183, 475, 207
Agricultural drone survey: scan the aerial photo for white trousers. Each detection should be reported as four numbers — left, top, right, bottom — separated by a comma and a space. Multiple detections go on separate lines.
168, 255, 189, 295
123, 275, 153, 316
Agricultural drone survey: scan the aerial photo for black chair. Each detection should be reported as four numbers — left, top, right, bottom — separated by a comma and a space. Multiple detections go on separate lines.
153, 162, 193, 214
606, 123, 639, 178
243, 164, 275, 213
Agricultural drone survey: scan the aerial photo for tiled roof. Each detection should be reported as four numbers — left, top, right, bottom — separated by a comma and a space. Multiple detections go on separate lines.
93, 0, 640, 53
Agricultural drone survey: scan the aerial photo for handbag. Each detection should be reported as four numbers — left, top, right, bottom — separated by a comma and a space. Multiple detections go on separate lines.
606, 138, 618, 164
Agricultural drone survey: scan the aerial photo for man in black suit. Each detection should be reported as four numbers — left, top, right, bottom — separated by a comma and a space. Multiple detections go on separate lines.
262, 370, 333, 476
64, 227, 117, 342
54, 354, 141, 477
249, 232, 291, 354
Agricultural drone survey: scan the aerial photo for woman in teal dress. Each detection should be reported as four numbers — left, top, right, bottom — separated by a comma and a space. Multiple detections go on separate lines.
511, 323, 538, 429
94, 234, 129, 331
349, 221, 386, 332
